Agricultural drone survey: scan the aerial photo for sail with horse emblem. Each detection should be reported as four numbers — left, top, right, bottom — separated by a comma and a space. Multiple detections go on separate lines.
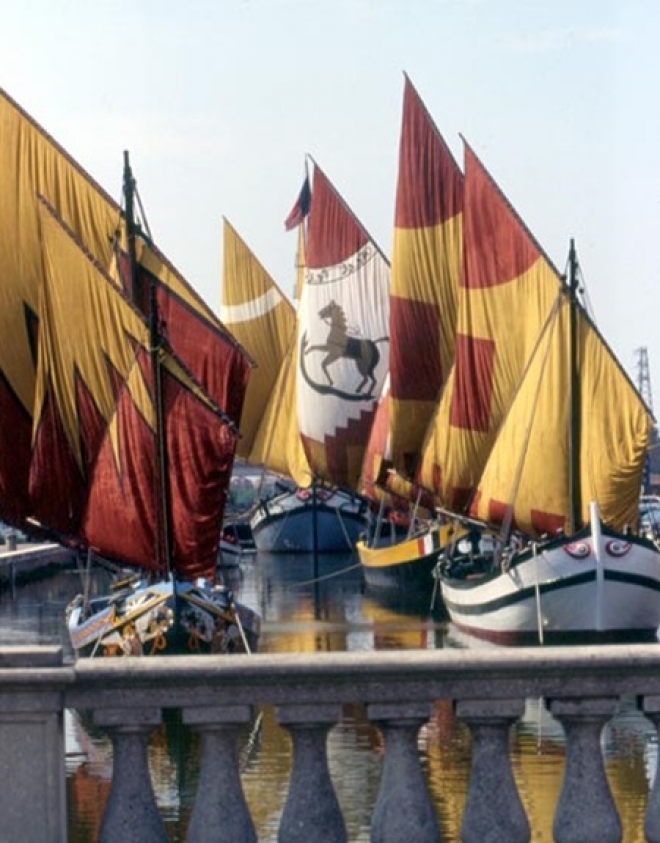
249, 160, 390, 553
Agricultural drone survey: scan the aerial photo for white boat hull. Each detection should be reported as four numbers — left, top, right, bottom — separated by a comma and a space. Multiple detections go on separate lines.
439, 528, 660, 643
250, 488, 370, 553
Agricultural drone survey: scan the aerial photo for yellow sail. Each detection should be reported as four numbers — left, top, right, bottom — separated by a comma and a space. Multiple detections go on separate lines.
388, 75, 464, 478
220, 219, 297, 458
420, 140, 649, 536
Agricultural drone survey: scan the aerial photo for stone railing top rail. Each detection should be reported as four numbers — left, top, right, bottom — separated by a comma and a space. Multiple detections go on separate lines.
3, 643, 660, 707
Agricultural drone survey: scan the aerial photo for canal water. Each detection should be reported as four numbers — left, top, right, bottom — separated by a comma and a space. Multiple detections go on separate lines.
1, 552, 657, 842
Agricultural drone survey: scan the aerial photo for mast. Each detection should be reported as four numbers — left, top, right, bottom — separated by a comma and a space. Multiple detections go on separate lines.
567, 238, 581, 534
123, 151, 173, 576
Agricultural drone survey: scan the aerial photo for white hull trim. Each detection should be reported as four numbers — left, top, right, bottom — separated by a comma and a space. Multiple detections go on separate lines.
440, 523, 660, 641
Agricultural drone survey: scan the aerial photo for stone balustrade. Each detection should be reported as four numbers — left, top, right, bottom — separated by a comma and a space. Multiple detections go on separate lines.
4, 643, 660, 842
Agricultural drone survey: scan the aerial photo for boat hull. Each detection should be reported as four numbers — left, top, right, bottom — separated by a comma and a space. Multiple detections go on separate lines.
438, 528, 660, 644
250, 488, 370, 553
67, 577, 261, 657
219, 521, 257, 566
359, 522, 467, 592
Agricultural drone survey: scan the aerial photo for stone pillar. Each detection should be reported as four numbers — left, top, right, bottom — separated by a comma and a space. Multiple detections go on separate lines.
367, 701, 440, 843
0, 647, 68, 843
94, 706, 167, 843
183, 704, 257, 843
455, 698, 529, 843
549, 697, 621, 843
639, 695, 660, 843
275, 703, 347, 843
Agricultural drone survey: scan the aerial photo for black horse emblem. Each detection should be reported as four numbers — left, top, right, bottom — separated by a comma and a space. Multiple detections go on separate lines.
302, 300, 387, 396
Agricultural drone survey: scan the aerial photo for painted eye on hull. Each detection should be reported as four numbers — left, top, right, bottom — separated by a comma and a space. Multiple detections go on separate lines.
606, 540, 632, 558
563, 541, 591, 559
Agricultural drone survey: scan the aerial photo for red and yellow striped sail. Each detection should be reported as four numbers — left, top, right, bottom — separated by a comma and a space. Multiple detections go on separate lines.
297, 163, 390, 489
31, 202, 237, 578
0, 88, 250, 530
388, 75, 464, 478
419, 142, 649, 535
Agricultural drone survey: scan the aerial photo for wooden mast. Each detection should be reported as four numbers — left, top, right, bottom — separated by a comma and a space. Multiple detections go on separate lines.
567, 238, 582, 534
123, 151, 173, 577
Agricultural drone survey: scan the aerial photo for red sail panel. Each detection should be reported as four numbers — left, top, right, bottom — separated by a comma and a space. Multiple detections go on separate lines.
31, 201, 236, 580
115, 246, 252, 427
82, 352, 235, 579
0, 88, 121, 529
297, 163, 390, 489
0, 88, 250, 533
388, 76, 464, 478
418, 141, 564, 516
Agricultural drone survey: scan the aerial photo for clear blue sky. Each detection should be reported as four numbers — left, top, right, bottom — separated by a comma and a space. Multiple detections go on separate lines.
3, 0, 660, 405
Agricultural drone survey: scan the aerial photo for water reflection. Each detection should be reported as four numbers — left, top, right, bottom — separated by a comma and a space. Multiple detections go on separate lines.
0, 553, 656, 841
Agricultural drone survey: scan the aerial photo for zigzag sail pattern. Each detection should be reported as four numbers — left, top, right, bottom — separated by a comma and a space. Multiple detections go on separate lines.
297, 162, 390, 489
0, 88, 250, 532
31, 201, 237, 579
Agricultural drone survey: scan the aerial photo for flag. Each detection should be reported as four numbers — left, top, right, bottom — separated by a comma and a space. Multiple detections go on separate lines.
284, 176, 311, 231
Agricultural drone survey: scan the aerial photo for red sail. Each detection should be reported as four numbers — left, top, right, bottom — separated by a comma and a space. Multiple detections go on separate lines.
0, 88, 250, 533
30, 200, 237, 580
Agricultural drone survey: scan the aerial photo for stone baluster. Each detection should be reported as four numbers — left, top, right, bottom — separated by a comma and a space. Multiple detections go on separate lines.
0, 648, 68, 843
367, 701, 440, 843
183, 704, 257, 843
455, 698, 529, 843
549, 697, 621, 843
275, 703, 347, 843
93, 706, 167, 843
639, 695, 660, 843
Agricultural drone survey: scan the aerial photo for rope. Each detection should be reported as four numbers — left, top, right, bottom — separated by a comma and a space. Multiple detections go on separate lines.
282, 560, 363, 590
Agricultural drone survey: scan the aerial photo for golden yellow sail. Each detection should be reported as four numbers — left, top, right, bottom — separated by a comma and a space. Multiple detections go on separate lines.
220, 219, 309, 483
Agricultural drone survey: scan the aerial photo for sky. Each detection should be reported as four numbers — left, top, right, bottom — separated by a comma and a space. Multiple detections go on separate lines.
3, 0, 660, 405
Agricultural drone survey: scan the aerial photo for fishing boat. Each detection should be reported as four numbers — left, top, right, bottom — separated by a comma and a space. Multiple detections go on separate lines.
429, 141, 660, 643
357, 74, 465, 588
221, 218, 353, 554
219, 520, 257, 562
222, 163, 389, 552
249, 484, 371, 554
0, 89, 259, 655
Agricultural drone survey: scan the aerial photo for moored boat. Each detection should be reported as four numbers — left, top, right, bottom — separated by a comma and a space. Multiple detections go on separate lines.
251, 485, 370, 554
0, 88, 260, 656
428, 141, 660, 642
358, 74, 464, 590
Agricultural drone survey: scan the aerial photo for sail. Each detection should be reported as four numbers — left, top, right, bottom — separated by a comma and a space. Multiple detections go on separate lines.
388, 75, 464, 478
419, 141, 565, 512
0, 88, 121, 525
420, 140, 649, 535
113, 237, 251, 427
219, 219, 296, 458
297, 162, 390, 489
0, 88, 250, 529
471, 267, 649, 536
248, 221, 313, 487
30, 201, 236, 579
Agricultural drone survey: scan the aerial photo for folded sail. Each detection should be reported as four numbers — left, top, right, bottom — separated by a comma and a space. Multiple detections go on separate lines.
30, 202, 236, 579
219, 219, 297, 459
388, 75, 464, 477
298, 163, 390, 488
